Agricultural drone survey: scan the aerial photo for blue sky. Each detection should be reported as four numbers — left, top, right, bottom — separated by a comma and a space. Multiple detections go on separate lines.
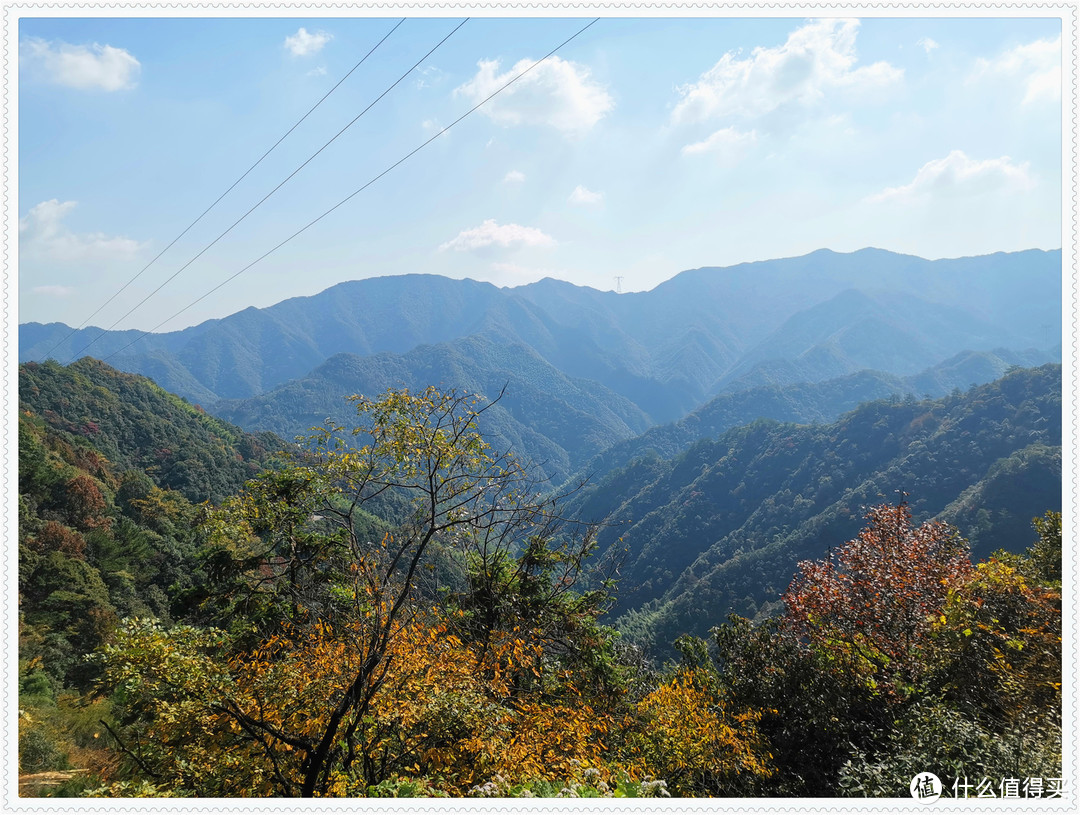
17, 14, 1063, 331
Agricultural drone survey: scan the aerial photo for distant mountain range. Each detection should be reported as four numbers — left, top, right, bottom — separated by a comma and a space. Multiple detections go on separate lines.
21, 247, 1061, 485
212, 346, 1053, 488
22, 248, 1061, 421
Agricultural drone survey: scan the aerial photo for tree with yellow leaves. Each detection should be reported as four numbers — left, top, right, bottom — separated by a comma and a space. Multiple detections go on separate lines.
99, 387, 610, 797
627, 667, 772, 796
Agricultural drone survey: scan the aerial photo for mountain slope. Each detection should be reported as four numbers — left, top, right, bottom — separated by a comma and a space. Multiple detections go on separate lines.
568, 365, 1062, 653
18, 358, 285, 504
213, 335, 651, 485
17, 358, 292, 698
573, 348, 1055, 489
712, 288, 1013, 391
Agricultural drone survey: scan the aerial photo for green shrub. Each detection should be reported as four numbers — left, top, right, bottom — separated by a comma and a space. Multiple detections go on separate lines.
19, 724, 69, 773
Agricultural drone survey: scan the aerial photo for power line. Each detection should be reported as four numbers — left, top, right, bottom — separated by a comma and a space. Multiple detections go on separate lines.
41, 18, 406, 363
100, 19, 600, 366
67, 18, 468, 364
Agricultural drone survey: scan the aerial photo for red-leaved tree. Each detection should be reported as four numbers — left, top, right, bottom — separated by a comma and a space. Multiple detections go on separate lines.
782, 501, 972, 695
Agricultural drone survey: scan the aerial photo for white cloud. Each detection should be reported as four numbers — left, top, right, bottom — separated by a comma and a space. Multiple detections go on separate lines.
568, 185, 603, 205
20, 37, 140, 91
682, 126, 757, 161
285, 27, 332, 57
503, 170, 526, 184
415, 65, 445, 90
439, 219, 556, 253
974, 34, 1060, 105
20, 199, 144, 263
454, 56, 613, 136
917, 37, 940, 55
31, 285, 76, 297
307, 66, 328, 77
866, 150, 1034, 203
672, 19, 902, 125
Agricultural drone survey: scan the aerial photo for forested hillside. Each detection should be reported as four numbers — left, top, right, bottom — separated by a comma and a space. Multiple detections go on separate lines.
18, 359, 287, 661
19, 358, 283, 503
212, 336, 651, 486
574, 348, 1053, 488
17, 360, 291, 793
16, 360, 1061, 799
568, 365, 1062, 652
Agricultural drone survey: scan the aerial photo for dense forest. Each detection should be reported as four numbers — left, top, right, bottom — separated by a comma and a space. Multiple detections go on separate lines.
16, 358, 1061, 798
570, 364, 1062, 652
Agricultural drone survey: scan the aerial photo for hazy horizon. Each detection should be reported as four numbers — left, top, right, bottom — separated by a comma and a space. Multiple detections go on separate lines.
19, 244, 1063, 334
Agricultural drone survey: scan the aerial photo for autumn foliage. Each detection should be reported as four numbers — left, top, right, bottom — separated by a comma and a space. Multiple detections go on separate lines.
783, 502, 973, 694
20, 376, 1060, 799
90, 466, 1061, 800
709, 501, 1062, 795
625, 667, 772, 795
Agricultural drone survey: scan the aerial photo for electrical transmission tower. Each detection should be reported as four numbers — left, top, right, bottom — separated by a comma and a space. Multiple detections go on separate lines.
614, 276, 624, 294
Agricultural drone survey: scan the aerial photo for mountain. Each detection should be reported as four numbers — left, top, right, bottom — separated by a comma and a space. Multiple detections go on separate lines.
17, 358, 290, 696
212, 335, 651, 485
20, 249, 1061, 427
573, 348, 1056, 488
711, 288, 1011, 391
566, 365, 1062, 653
20, 276, 506, 400
18, 357, 285, 504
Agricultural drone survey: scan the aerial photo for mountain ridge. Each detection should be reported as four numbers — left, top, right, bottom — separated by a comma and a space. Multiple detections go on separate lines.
20, 248, 1061, 428
567, 364, 1062, 653
212, 335, 653, 486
